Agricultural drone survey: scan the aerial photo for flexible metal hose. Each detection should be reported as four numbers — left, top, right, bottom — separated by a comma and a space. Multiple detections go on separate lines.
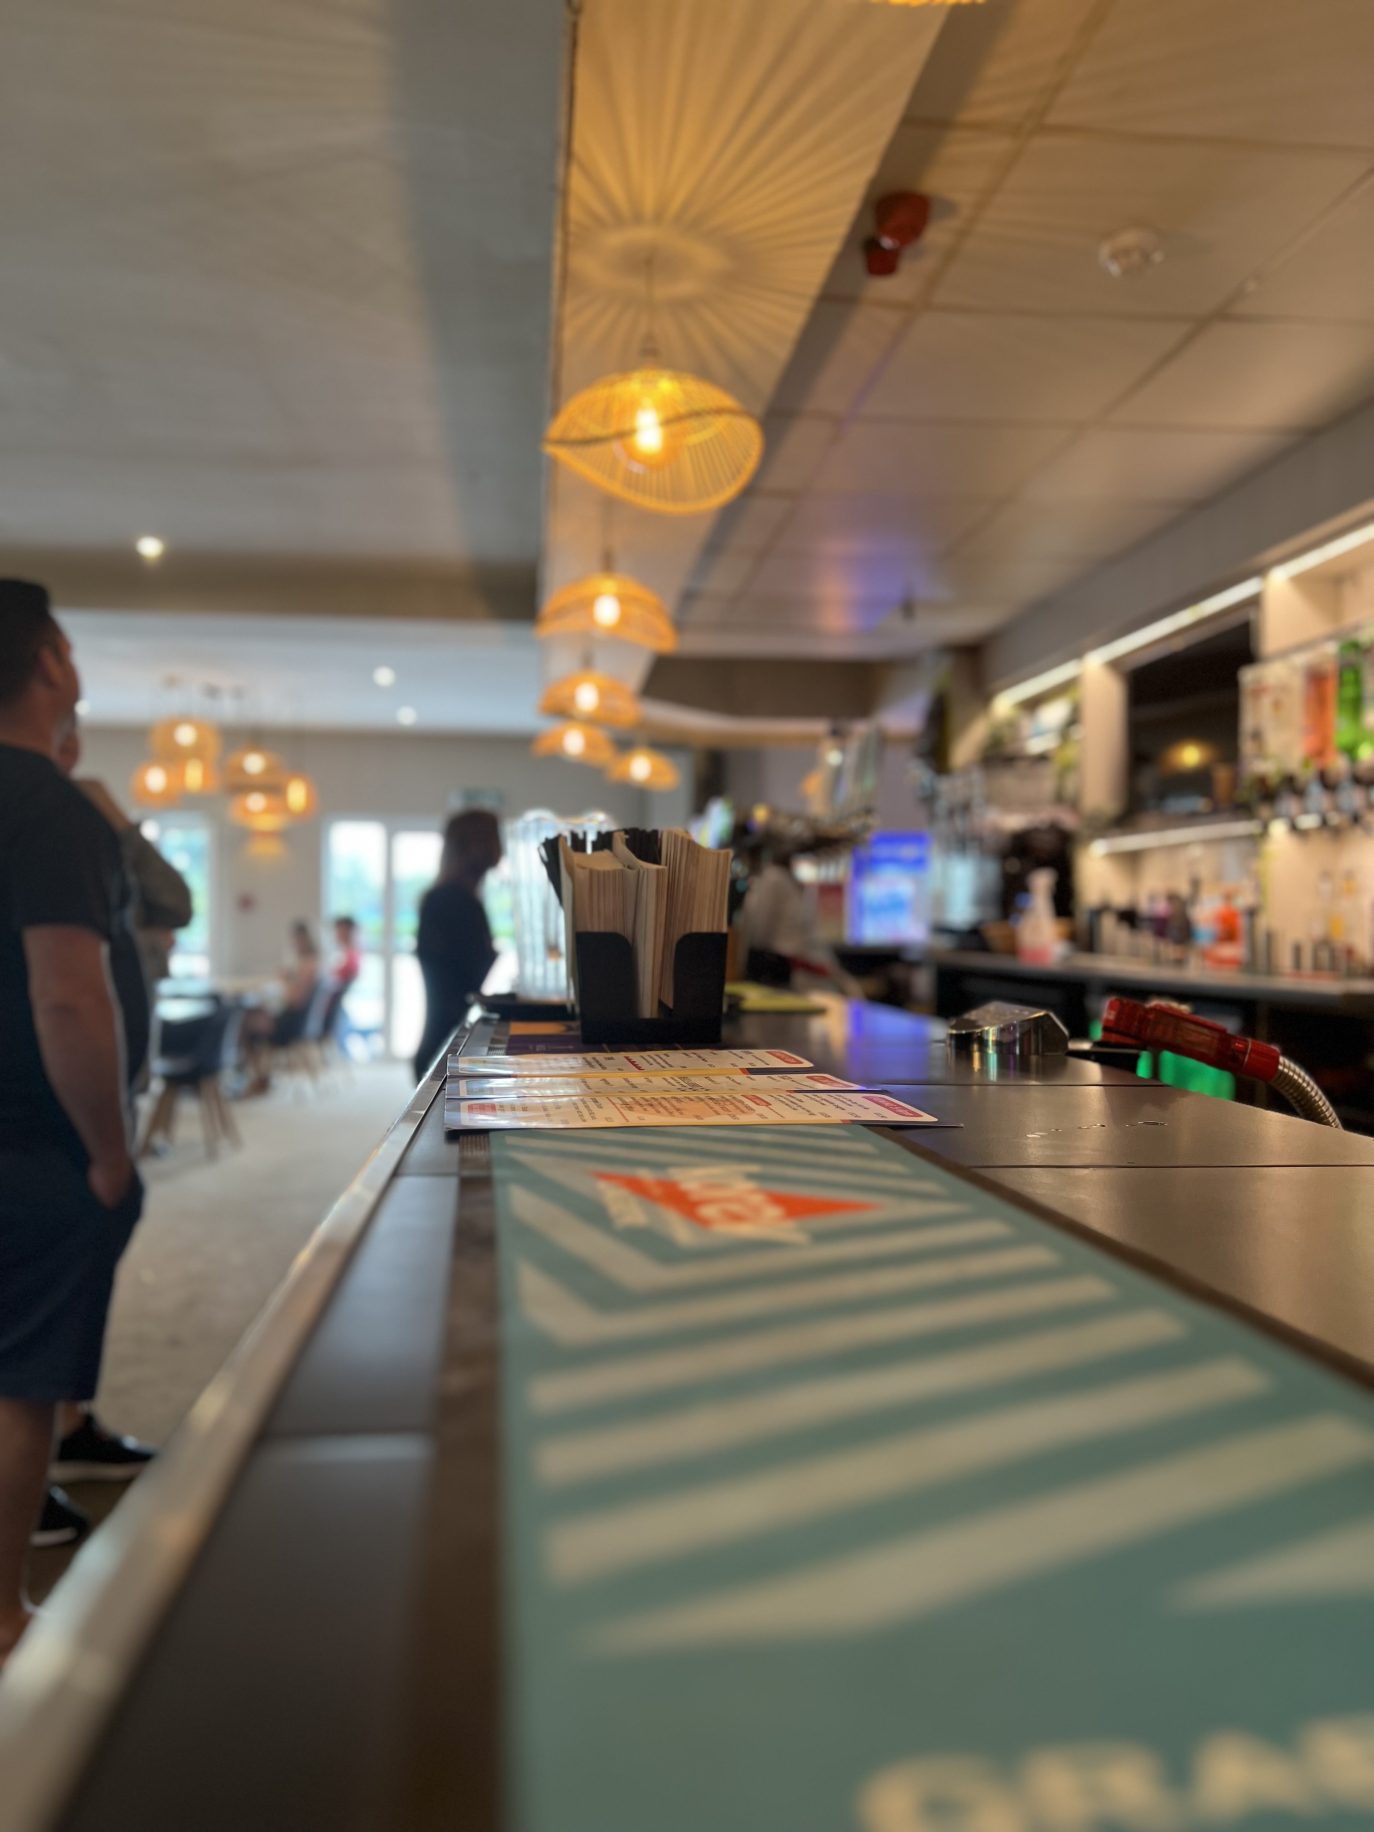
1271, 1057, 1343, 1130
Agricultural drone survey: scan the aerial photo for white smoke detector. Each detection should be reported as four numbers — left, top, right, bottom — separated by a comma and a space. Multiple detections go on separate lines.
1098, 226, 1164, 279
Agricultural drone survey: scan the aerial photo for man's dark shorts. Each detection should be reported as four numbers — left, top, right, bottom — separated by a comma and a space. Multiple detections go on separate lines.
0, 1150, 143, 1402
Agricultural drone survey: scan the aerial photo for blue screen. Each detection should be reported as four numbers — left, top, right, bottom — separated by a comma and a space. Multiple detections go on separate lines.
848, 831, 931, 945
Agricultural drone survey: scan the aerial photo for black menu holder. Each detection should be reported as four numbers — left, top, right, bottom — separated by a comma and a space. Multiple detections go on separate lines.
575, 930, 726, 1046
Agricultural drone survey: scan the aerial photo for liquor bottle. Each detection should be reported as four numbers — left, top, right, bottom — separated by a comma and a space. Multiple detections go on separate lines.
1337, 638, 1364, 764
1265, 656, 1303, 786
1239, 664, 1268, 794
1304, 647, 1338, 776
1359, 631, 1374, 778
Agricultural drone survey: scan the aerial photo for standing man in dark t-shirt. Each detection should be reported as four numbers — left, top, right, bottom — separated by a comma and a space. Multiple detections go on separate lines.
0, 580, 144, 1670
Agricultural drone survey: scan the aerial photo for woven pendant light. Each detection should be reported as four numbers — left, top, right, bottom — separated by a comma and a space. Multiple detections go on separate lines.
223, 745, 286, 794
179, 754, 221, 795
130, 759, 183, 809
539, 670, 642, 729
150, 715, 220, 767
535, 570, 676, 653
606, 745, 681, 791
545, 365, 763, 515
229, 787, 292, 833
283, 771, 319, 819
531, 721, 616, 767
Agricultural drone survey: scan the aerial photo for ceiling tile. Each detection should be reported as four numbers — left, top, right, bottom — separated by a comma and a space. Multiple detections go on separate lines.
773, 302, 903, 414
937, 548, 1089, 602
772, 493, 995, 553
874, 309, 1185, 422
687, 547, 759, 598
747, 545, 942, 604
708, 493, 798, 551
946, 497, 1185, 565
1234, 180, 1374, 322
728, 593, 895, 635
753, 415, 838, 492
937, 135, 1370, 318
811, 420, 1065, 498
1111, 320, 1374, 430
1050, 0, 1374, 150
1020, 427, 1290, 503
909, 0, 1102, 130
818, 125, 1018, 307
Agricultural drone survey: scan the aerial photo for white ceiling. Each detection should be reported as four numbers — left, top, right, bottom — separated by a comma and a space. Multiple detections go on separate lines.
7, 0, 1374, 732
679, 0, 1374, 650
64, 610, 546, 736
0, 0, 564, 586
540, 0, 949, 667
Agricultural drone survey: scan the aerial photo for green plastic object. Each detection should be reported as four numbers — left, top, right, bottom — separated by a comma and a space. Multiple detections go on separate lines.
1089, 1019, 1237, 1102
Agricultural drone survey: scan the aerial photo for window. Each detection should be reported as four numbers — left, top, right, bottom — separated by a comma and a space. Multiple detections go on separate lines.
323, 817, 517, 1059
323, 820, 387, 1049
140, 816, 214, 979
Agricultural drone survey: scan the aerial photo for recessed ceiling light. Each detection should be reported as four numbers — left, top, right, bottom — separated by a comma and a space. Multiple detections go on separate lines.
135, 535, 166, 561
75, 698, 90, 717
373, 665, 396, 687
397, 705, 418, 726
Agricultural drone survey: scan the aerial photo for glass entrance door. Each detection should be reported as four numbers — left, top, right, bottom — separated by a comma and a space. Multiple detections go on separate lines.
388, 828, 443, 1062
324, 818, 517, 1061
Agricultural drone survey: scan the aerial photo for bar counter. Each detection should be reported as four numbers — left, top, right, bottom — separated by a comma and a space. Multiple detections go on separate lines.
3, 1000, 1374, 1832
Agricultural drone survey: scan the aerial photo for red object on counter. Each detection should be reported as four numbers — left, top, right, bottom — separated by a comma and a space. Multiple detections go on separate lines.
1100, 996, 1282, 1085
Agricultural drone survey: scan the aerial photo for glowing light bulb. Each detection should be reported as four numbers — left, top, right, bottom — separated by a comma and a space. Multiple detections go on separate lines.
592, 591, 622, 630
629, 752, 652, 784
174, 721, 198, 748
397, 706, 418, 726
573, 680, 600, 715
147, 766, 167, 794
135, 535, 165, 561
563, 727, 586, 758
243, 751, 266, 775
373, 666, 396, 688
286, 777, 308, 814
247, 792, 267, 814
633, 404, 664, 457
183, 758, 205, 792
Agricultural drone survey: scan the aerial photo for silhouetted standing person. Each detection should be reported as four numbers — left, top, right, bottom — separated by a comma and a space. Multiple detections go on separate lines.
413, 810, 501, 1081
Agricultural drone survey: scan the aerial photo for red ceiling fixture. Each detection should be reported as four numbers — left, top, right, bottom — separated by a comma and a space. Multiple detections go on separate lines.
863, 191, 930, 277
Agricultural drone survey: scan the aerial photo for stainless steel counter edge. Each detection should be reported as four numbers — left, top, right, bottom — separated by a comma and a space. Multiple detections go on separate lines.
930, 947, 1374, 1012
0, 1068, 445, 1832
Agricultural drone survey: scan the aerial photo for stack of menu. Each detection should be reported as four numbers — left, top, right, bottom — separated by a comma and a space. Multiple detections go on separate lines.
442, 1047, 939, 1132
559, 828, 729, 1017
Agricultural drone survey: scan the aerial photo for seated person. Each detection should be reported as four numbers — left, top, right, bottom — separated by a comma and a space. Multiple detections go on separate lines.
330, 915, 361, 993
244, 921, 322, 1083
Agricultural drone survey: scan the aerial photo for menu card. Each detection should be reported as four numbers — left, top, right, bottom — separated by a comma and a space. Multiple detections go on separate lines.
448, 1047, 815, 1080
445, 1087, 939, 1133
454, 1071, 862, 1101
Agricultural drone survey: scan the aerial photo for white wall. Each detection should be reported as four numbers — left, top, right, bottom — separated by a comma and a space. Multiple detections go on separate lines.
79, 726, 684, 978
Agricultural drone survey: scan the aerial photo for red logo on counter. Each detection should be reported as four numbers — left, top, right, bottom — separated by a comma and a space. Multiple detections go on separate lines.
596, 1166, 871, 1235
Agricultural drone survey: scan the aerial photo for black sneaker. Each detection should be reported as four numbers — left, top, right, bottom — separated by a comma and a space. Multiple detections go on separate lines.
51, 1414, 157, 1484
32, 1487, 90, 1550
